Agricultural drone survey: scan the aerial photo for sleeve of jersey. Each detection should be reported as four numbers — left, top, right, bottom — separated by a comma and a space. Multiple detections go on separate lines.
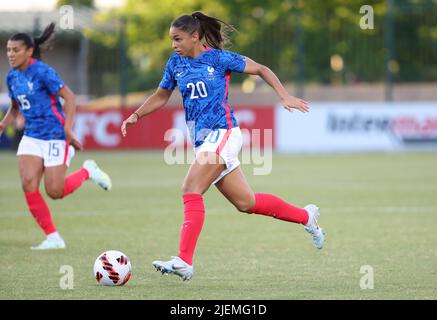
159, 58, 176, 91
220, 50, 246, 73
41, 65, 65, 95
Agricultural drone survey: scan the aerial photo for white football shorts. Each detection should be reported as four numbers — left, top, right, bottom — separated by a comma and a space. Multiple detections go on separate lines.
17, 135, 75, 167
194, 127, 242, 184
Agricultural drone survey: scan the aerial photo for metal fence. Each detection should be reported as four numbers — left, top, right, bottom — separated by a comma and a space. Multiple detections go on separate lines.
225, 0, 437, 100
0, 1, 436, 100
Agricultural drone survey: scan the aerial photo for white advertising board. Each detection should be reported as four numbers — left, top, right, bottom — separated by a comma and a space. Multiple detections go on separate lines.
275, 102, 437, 152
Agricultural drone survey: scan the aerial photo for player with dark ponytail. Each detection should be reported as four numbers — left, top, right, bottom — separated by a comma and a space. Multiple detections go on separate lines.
122, 12, 325, 280
172, 11, 233, 49
0, 23, 112, 250
9, 22, 56, 60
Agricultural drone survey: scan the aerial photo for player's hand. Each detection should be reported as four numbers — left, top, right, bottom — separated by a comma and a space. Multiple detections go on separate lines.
281, 95, 309, 113
65, 128, 83, 151
121, 113, 139, 137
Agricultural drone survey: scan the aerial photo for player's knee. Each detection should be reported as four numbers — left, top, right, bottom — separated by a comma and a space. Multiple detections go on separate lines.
46, 188, 63, 200
21, 176, 38, 193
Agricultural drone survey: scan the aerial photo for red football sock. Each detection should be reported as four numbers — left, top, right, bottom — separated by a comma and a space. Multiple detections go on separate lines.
24, 191, 56, 235
62, 168, 89, 198
249, 193, 309, 224
178, 194, 205, 265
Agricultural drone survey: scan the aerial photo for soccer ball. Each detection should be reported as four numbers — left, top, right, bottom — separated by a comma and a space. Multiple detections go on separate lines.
93, 250, 132, 286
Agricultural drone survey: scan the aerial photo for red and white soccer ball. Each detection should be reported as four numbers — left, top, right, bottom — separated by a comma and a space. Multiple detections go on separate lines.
93, 250, 132, 286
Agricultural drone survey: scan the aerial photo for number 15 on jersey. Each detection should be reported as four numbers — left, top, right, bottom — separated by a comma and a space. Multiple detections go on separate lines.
17, 95, 31, 110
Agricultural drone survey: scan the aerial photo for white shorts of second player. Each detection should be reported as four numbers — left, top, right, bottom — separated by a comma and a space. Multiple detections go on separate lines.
17, 135, 75, 167
194, 127, 242, 185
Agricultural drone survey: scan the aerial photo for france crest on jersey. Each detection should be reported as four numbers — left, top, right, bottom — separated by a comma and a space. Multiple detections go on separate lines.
159, 48, 246, 147
6, 58, 65, 140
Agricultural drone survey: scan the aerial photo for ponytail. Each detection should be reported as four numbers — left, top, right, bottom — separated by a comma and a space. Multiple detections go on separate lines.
9, 22, 56, 59
33, 22, 56, 59
172, 12, 235, 49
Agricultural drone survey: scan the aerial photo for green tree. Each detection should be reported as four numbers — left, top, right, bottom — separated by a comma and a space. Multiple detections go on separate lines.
56, 0, 94, 8
86, 0, 437, 93
90, 0, 228, 90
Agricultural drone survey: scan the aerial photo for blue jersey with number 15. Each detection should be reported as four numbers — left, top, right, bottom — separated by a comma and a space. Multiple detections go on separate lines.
6, 58, 65, 140
159, 48, 246, 147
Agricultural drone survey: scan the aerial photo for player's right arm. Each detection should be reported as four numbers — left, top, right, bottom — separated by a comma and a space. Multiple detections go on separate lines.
0, 100, 19, 137
121, 87, 173, 137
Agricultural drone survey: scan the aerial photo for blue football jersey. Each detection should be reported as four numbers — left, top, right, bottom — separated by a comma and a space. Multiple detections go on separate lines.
159, 48, 246, 147
6, 58, 65, 140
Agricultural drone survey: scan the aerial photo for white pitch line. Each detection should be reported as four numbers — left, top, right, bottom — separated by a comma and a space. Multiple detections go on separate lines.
323, 205, 437, 213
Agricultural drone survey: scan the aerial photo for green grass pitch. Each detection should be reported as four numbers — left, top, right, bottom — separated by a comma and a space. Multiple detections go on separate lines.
1, 150, 436, 299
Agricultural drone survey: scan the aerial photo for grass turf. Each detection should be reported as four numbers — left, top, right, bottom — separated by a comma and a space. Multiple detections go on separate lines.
1, 151, 436, 299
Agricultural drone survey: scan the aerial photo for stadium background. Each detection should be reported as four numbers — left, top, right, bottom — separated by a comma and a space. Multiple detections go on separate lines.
0, 0, 436, 300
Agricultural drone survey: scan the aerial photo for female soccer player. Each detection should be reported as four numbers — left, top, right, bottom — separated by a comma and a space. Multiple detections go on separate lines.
0, 23, 112, 250
121, 12, 325, 280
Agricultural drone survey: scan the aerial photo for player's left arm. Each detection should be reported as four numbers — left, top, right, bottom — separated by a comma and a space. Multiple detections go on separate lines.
243, 57, 309, 113
57, 85, 83, 151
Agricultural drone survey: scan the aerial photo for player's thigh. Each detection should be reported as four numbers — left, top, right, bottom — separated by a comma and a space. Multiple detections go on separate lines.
215, 167, 255, 212
18, 155, 44, 192
182, 152, 226, 195
44, 165, 67, 198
